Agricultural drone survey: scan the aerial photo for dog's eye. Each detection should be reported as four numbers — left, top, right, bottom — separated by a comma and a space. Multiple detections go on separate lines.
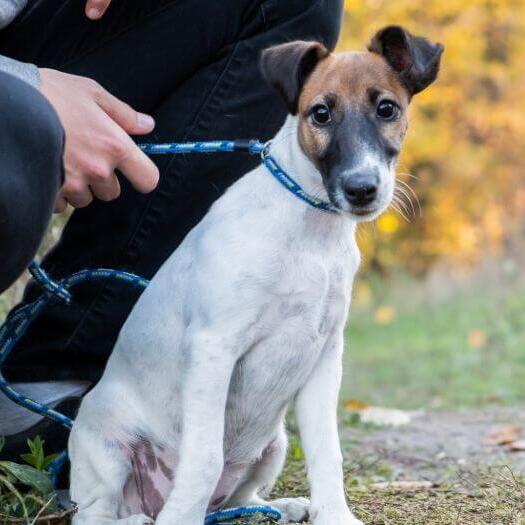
376, 100, 399, 121
311, 104, 331, 126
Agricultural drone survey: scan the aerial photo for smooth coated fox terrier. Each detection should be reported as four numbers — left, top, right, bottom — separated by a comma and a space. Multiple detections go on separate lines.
70, 25, 443, 525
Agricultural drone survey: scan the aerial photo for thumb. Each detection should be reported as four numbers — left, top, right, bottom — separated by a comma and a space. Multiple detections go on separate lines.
96, 89, 155, 135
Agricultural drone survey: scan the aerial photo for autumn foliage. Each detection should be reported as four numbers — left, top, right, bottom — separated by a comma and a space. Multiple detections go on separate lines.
340, 0, 525, 274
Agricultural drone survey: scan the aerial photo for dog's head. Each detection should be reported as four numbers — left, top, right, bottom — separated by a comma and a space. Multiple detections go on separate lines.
261, 26, 443, 220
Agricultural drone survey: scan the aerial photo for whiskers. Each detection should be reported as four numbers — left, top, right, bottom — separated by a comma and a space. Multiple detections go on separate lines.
391, 175, 421, 222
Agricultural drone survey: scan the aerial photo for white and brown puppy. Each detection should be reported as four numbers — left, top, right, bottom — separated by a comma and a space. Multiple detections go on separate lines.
69, 26, 443, 525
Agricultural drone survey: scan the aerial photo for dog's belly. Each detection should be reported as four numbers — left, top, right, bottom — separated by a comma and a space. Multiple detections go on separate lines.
118, 329, 325, 519
119, 443, 251, 518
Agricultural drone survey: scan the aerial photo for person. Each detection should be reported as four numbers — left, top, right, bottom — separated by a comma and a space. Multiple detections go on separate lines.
0, 0, 343, 459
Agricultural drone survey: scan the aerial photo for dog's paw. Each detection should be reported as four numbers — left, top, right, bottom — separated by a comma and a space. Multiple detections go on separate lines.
271, 496, 310, 522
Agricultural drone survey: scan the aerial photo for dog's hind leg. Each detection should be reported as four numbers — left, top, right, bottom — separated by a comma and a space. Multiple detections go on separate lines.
69, 422, 152, 525
227, 424, 310, 523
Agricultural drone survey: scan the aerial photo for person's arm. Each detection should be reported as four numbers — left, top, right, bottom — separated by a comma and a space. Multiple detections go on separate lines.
39, 68, 159, 211
0, 0, 159, 211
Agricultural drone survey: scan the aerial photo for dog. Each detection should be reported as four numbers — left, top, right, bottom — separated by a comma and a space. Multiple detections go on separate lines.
69, 25, 443, 525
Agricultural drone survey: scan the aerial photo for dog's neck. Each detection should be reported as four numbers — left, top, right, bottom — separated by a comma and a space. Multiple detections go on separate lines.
268, 115, 329, 203
253, 115, 356, 248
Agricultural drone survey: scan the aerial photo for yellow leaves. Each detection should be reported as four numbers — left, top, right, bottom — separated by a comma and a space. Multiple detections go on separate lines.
377, 213, 399, 235
375, 306, 396, 325
340, 1, 525, 274
345, 399, 370, 410
468, 329, 487, 349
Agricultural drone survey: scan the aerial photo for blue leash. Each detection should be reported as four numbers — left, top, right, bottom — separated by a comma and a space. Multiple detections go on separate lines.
0, 137, 337, 523
140, 139, 338, 213
0, 263, 281, 523
205, 505, 281, 524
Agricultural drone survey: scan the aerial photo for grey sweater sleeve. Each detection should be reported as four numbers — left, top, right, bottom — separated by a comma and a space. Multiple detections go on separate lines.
0, 0, 40, 89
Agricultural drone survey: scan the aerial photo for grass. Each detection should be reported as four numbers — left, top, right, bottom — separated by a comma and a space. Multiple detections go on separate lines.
271, 436, 525, 525
0, 438, 64, 524
2, 264, 525, 522
341, 279, 525, 409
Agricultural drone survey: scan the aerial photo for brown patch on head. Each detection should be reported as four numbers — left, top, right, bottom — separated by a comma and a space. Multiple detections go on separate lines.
260, 41, 330, 115
297, 51, 411, 161
260, 27, 443, 215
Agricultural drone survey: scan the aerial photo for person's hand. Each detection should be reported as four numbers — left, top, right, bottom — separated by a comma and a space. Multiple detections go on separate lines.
85, 0, 112, 20
39, 68, 159, 212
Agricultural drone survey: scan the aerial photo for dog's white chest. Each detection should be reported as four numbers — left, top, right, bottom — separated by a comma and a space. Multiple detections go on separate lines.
221, 251, 354, 458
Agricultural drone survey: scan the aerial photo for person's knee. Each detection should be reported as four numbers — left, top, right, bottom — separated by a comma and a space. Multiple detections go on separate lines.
0, 72, 64, 293
0, 71, 64, 162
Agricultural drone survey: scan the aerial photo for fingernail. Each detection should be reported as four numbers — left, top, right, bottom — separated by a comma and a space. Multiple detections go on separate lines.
87, 7, 100, 19
137, 113, 155, 130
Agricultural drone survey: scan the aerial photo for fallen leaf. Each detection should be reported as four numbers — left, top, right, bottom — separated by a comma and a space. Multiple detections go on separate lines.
468, 329, 487, 349
370, 481, 437, 491
374, 306, 396, 325
344, 399, 370, 410
509, 440, 525, 452
360, 407, 416, 427
483, 425, 521, 446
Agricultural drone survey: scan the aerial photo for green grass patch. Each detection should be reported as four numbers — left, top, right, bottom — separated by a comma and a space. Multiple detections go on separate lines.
272, 445, 525, 525
0, 437, 65, 524
342, 286, 525, 409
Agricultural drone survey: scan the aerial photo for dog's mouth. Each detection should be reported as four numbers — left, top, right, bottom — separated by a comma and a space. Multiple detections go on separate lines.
347, 205, 384, 222
327, 190, 384, 221
349, 207, 377, 217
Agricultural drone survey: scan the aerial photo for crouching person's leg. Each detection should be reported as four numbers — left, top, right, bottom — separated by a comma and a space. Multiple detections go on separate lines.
0, 71, 64, 293
0, 70, 65, 461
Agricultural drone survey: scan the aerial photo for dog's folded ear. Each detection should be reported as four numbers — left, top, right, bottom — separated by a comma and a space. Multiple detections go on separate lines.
261, 41, 329, 115
368, 25, 444, 96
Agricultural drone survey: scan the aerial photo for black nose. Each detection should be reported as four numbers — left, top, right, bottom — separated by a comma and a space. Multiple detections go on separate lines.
344, 179, 378, 207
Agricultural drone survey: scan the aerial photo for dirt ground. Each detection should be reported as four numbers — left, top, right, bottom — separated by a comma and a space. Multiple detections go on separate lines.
342, 405, 525, 482
273, 406, 525, 525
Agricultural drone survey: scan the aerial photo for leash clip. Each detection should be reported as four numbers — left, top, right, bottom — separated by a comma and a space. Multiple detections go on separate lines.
259, 140, 272, 161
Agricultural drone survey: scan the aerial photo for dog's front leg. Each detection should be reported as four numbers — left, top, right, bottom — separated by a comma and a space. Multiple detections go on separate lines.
296, 336, 364, 525
155, 332, 236, 525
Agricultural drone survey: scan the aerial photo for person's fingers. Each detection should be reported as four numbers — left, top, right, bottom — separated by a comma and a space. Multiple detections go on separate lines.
95, 87, 155, 135
116, 135, 160, 193
90, 172, 121, 201
54, 194, 68, 213
61, 178, 94, 208
85, 0, 112, 20
68, 190, 94, 208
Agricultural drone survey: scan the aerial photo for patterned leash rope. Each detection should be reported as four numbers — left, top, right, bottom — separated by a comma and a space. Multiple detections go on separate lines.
139, 138, 338, 212
0, 263, 151, 482
205, 505, 281, 524
0, 139, 292, 522
0, 263, 282, 522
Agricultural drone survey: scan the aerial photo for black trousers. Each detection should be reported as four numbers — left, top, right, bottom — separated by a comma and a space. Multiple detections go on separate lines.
0, 72, 64, 294
1, 0, 343, 383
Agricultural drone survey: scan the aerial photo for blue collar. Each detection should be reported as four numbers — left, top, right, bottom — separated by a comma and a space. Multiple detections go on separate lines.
258, 142, 338, 213
140, 138, 338, 213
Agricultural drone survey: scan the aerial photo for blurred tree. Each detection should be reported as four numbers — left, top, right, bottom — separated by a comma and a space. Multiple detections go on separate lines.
341, 0, 525, 275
